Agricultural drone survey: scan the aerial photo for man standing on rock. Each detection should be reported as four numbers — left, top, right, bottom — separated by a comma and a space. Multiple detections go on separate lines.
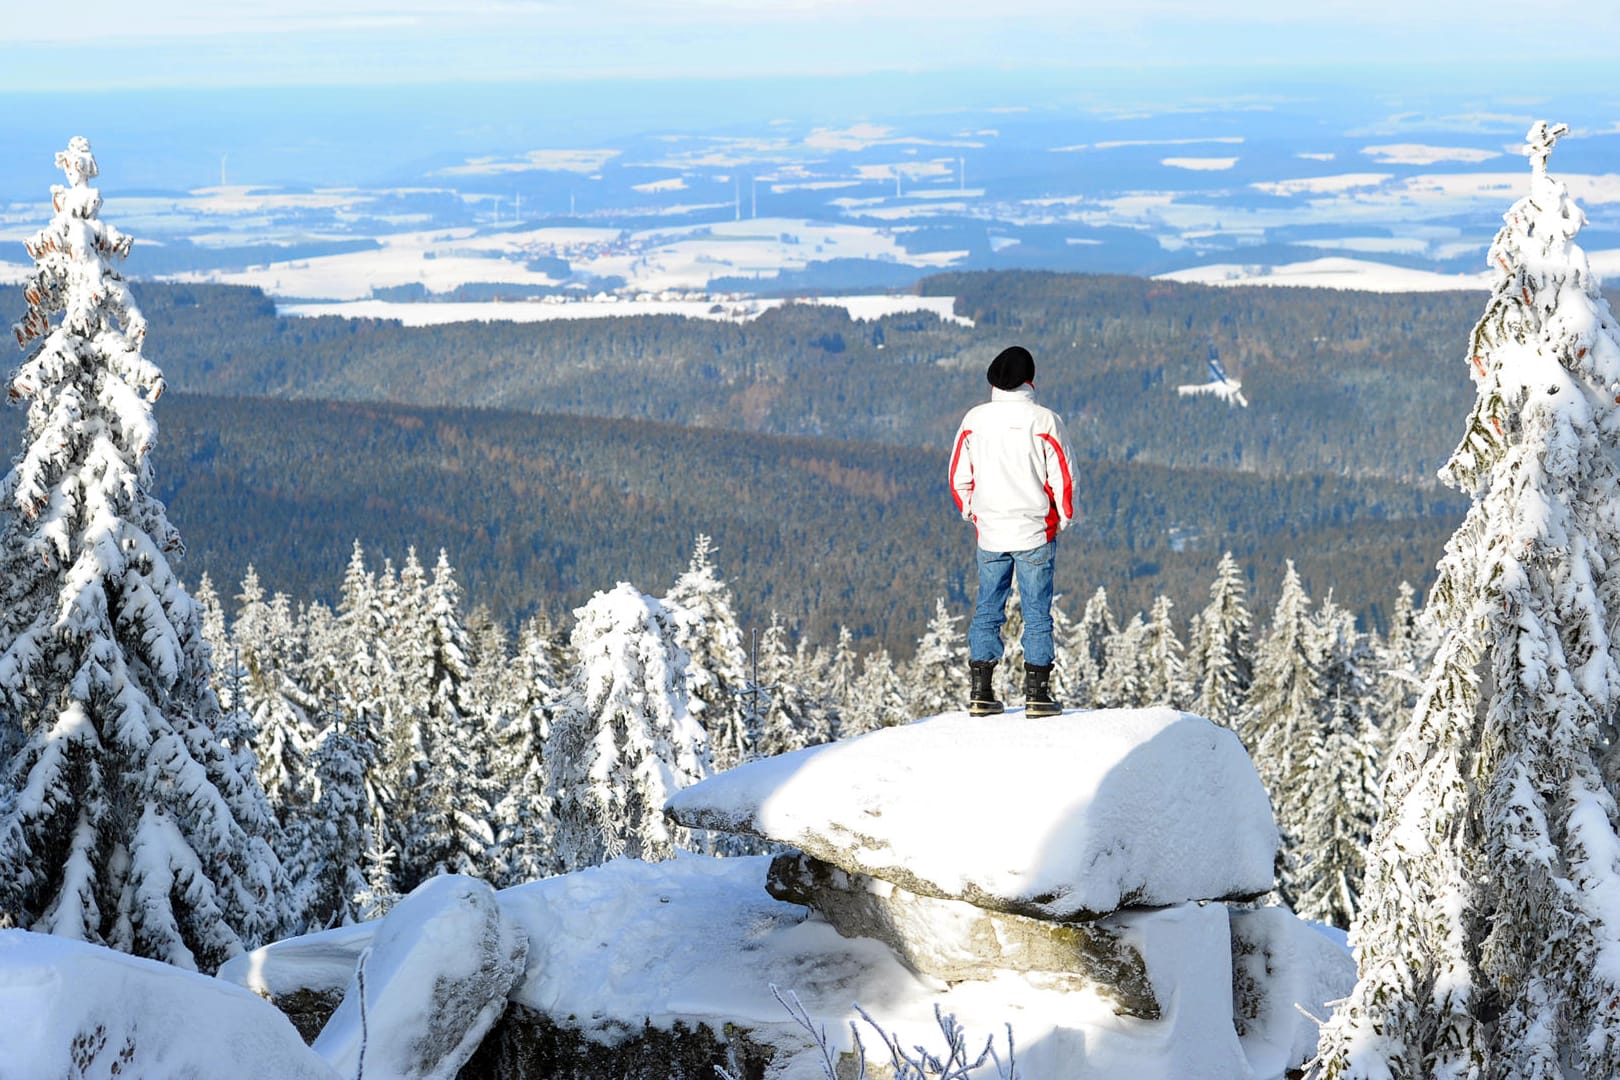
949, 345, 1077, 717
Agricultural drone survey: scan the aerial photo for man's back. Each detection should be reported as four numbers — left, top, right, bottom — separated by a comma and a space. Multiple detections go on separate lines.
951, 384, 1075, 553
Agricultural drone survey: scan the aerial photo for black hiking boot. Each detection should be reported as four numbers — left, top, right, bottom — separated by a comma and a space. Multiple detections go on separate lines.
968, 660, 1004, 716
1025, 663, 1061, 718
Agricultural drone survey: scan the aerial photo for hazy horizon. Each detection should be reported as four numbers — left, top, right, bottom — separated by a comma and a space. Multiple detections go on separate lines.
9, 0, 1620, 90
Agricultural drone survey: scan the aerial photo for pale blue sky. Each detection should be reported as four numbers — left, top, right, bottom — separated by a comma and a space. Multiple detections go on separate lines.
7, 0, 1619, 89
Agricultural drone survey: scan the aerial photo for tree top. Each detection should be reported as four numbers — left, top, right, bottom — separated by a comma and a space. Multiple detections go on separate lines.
54, 136, 97, 187
1523, 120, 1569, 175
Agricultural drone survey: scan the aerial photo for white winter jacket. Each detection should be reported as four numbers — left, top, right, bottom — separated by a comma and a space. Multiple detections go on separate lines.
949, 385, 1078, 552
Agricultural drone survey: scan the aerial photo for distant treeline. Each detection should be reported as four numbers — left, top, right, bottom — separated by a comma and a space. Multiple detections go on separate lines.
0, 389, 1458, 651
0, 271, 1525, 647
14, 273, 1544, 487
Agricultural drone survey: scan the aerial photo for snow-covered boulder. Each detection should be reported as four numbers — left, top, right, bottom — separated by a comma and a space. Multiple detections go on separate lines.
0, 929, 336, 1080
311, 875, 528, 1080
220, 921, 375, 1041
765, 850, 1158, 1017
492, 855, 1255, 1079
667, 708, 1279, 919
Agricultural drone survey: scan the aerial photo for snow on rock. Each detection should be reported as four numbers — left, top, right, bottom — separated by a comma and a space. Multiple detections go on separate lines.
1079, 904, 1255, 1079
224, 858, 1341, 1079
1230, 908, 1357, 1080
0, 929, 336, 1080
311, 874, 528, 1080
666, 708, 1279, 920
220, 920, 374, 1001
496, 855, 1252, 1079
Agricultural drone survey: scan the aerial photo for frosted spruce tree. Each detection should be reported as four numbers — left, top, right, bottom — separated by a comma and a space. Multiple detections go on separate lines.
1367, 580, 1426, 772
396, 550, 495, 889
663, 534, 752, 771
756, 614, 813, 757
1093, 612, 1149, 709
1240, 561, 1324, 805
0, 138, 282, 969
545, 583, 712, 872
234, 568, 316, 831
491, 615, 560, 885
301, 708, 375, 929
844, 647, 908, 736
1187, 551, 1255, 727
822, 626, 860, 737
1061, 586, 1117, 709
354, 809, 399, 922
1287, 598, 1380, 929
912, 598, 968, 717
1140, 595, 1191, 708
1316, 122, 1620, 1079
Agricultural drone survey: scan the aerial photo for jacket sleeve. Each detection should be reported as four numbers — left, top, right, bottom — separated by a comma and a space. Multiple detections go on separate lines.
1037, 413, 1078, 530
949, 419, 975, 521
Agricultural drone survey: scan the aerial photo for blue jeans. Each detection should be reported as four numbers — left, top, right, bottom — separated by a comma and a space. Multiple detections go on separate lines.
970, 542, 1056, 667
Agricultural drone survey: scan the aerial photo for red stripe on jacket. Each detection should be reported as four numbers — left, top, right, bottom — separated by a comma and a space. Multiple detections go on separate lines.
949, 428, 973, 513
1036, 430, 1075, 518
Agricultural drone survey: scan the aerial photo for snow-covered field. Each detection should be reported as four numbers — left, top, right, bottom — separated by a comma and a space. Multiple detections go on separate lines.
278, 293, 972, 326
164, 216, 966, 301
1158, 257, 1493, 292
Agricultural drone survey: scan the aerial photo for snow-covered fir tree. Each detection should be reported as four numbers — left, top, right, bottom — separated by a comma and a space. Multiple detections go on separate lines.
1060, 586, 1117, 709
234, 568, 315, 831
1187, 552, 1255, 727
787, 632, 838, 747
1240, 561, 1323, 808
911, 598, 968, 717
193, 573, 257, 788
300, 704, 375, 929
1317, 123, 1620, 1079
491, 615, 561, 886
193, 573, 229, 672
329, 543, 401, 846
1093, 613, 1149, 709
822, 625, 860, 738
662, 534, 752, 771
843, 646, 908, 737
0, 138, 282, 969
545, 583, 712, 872
395, 550, 495, 889
1140, 595, 1191, 709
1286, 597, 1380, 929
354, 809, 399, 922
1367, 580, 1426, 772
754, 615, 816, 761
1000, 580, 1026, 707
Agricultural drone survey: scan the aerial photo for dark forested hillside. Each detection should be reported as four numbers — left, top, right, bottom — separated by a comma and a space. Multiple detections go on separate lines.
0, 391, 1461, 650
0, 270, 1524, 647
10, 274, 1519, 487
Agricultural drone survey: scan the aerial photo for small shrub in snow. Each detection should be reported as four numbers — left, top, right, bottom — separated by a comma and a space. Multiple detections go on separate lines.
716, 985, 1018, 1080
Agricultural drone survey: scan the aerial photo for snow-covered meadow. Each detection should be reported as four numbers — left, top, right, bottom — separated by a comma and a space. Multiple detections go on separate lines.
278, 293, 972, 327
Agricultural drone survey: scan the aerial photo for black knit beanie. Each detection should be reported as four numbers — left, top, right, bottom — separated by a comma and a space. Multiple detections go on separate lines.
987, 345, 1035, 390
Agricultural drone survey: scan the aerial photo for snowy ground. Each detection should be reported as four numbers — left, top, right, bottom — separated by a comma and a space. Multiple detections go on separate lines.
223, 855, 1345, 1080
161, 216, 966, 301
1156, 256, 1492, 292
277, 293, 972, 327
